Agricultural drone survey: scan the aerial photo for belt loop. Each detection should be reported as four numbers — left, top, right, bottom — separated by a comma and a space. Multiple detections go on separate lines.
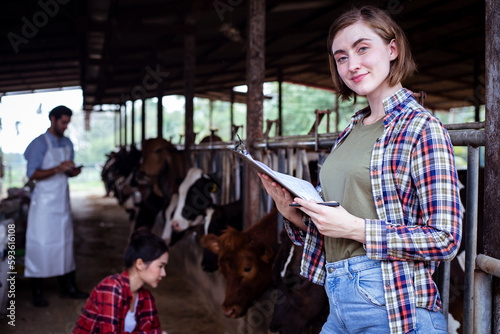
344, 260, 353, 279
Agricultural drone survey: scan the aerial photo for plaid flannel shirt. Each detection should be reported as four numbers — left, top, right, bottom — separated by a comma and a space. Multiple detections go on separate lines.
284, 88, 463, 334
73, 271, 162, 334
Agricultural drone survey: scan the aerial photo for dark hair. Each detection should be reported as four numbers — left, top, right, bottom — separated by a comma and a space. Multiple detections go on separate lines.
327, 5, 417, 100
49, 105, 73, 120
123, 228, 169, 269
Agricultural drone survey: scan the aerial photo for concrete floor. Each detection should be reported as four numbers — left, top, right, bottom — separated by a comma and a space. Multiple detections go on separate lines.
0, 191, 223, 334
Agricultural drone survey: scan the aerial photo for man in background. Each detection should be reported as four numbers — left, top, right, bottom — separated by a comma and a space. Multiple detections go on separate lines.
24, 105, 88, 307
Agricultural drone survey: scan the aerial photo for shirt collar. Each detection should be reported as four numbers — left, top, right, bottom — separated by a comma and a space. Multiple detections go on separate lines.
350, 88, 414, 125
121, 271, 132, 301
45, 129, 66, 143
382, 88, 413, 115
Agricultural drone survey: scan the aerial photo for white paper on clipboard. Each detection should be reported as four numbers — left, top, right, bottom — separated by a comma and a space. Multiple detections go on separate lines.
231, 147, 323, 202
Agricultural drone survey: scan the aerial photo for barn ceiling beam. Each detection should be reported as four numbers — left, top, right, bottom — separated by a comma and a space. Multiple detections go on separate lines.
80, 0, 115, 111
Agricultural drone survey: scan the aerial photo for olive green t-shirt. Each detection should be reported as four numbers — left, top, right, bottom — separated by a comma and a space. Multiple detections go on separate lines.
319, 116, 384, 263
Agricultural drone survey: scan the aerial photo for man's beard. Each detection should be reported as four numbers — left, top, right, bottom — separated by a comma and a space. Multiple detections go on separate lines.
54, 126, 65, 137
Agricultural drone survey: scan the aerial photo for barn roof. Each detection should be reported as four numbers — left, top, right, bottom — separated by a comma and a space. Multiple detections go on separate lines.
0, 0, 485, 111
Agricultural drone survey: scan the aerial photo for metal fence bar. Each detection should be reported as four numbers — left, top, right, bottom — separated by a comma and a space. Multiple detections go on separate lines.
439, 261, 451, 325
477, 254, 500, 278
445, 121, 485, 130
463, 145, 480, 334
249, 129, 486, 150
474, 270, 493, 334
186, 128, 486, 153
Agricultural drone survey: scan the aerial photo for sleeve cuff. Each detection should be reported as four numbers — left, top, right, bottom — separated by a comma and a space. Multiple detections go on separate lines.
283, 216, 306, 245
364, 218, 388, 260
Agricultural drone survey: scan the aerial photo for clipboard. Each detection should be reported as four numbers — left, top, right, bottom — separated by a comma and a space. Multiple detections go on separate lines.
229, 137, 323, 202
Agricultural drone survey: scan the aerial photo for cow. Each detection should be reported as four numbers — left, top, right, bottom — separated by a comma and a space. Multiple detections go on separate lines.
130, 138, 186, 233
200, 198, 244, 272
161, 167, 243, 270
269, 230, 329, 334
152, 193, 178, 242
101, 151, 117, 197
169, 168, 217, 232
199, 134, 223, 144
166, 167, 243, 235
136, 137, 186, 204
101, 145, 142, 203
201, 209, 278, 318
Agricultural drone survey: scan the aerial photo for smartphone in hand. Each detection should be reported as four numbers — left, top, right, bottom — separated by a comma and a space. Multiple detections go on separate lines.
65, 165, 83, 176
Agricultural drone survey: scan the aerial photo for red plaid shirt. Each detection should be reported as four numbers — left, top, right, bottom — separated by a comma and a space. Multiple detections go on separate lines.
73, 271, 162, 334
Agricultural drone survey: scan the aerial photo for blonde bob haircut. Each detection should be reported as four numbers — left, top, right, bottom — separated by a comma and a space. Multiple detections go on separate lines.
327, 5, 417, 101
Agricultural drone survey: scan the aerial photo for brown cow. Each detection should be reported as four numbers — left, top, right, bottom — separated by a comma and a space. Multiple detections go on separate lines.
202, 209, 278, 318
137, 138, 186, 203
199, 134, 222, 144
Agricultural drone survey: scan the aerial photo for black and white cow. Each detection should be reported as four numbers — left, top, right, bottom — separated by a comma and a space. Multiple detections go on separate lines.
161, 167, 243, 270
169, 168, 218, 232
167, 167, 243, 234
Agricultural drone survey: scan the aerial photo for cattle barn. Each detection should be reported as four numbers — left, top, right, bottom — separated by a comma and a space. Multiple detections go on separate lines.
0, 0, 499, 333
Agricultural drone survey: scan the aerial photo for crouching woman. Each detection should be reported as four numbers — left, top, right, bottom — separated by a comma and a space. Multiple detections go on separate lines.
73, 229, 169, 334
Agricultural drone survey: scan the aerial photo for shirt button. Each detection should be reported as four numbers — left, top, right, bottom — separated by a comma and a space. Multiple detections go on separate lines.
328, 267, 335, 273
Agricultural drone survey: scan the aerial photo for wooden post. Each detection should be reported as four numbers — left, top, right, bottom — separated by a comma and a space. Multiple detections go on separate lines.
131, 100, 135, 146
119, 105, 124, 147
474, 57, 481, 122
114, 109, 118, 147
278, 69, 283, 136
141, 98, 146, 144
230, 88, 235, 140
244, 0, 265, 228
209, 99, 214, 130
123, 102, 128, 147
184, 15, 196, 169
485, 1, 500, 331
157, 86, 163, 139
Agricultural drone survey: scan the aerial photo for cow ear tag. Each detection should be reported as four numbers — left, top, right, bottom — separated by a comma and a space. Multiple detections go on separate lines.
210, 183, 217, 193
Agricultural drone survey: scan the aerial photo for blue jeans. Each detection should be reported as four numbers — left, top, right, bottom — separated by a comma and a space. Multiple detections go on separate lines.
320, 255, 448, 334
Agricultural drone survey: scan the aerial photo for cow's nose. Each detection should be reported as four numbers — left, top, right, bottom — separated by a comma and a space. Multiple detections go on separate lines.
172, 221, 180, 231
222, 305, 241, 318
132, 191, 142, 205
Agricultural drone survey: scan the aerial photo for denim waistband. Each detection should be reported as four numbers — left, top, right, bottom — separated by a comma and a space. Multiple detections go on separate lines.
324, 255, 381, 277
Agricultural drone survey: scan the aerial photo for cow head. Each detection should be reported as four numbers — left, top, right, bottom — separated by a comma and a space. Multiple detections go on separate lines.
137, 138, 184, 198
170, 168, 220, 232
201, 210, 278, 319
269, 231, 328, 334
200, 200, 244, 272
